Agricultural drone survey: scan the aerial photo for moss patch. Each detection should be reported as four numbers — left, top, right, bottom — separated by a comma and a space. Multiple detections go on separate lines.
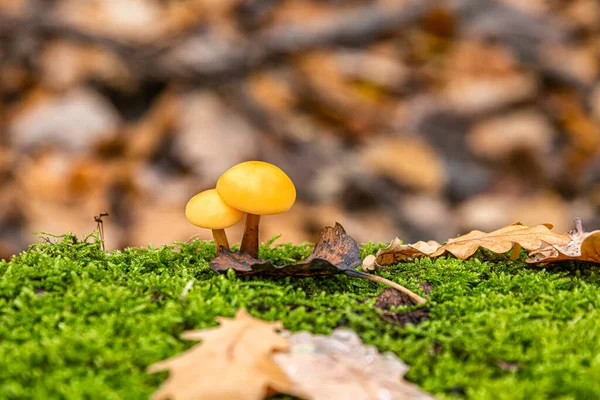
1, 235, 599, 399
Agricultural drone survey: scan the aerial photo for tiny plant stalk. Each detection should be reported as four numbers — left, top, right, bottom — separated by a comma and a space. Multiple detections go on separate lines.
212, 229, 230, 253
345, 269, 427, 304
241, 214, 261, 258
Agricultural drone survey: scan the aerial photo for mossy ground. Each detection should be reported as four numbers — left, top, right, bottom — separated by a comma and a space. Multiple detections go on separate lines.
1, 233, 599, 399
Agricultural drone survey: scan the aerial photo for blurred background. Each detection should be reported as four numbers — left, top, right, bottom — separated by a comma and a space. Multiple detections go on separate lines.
0, 0, 599, 259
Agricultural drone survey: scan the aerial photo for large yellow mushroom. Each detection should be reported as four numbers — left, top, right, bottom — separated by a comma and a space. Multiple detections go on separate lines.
216, 161, 296, 258
185, 189, 244, 253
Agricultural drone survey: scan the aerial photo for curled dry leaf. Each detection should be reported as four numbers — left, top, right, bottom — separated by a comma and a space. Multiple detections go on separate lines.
273, 329, 434, 400
148, 309, 291, 400
527, 218, 600, 264
212, 223, 426, 304
363, 223, 571, 270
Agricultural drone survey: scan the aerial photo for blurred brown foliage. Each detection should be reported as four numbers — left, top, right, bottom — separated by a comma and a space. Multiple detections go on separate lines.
1, 0, 599, 259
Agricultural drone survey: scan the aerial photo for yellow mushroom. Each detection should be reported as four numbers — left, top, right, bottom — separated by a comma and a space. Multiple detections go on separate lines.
185, 189, 244, 253
216, 161, 296, 258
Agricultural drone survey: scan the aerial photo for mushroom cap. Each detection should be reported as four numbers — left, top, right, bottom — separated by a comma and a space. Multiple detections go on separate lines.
185, 189, 244, 229
216, 161, 296, 215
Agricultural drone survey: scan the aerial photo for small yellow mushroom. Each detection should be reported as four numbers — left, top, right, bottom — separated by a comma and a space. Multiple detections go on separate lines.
216, 161, 296, 258
185, 189, 244, 253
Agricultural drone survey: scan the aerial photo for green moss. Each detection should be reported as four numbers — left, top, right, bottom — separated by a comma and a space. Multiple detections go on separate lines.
1, 234, 599, 399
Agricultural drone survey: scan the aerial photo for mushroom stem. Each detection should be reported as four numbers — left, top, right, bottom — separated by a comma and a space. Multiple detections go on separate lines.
241, 213, 261, 258
212, 229, 230, 253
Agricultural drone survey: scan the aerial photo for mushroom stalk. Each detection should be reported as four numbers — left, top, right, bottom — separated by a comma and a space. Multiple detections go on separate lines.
241, 214, 261, 258
212, 229, 230, 253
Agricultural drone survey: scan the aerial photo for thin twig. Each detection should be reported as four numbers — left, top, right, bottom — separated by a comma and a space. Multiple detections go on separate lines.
345, 269, 427, 304
181, 279, 195, 300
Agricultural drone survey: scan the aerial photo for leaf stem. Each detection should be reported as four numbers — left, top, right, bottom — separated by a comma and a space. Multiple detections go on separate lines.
344, 269, 427, 304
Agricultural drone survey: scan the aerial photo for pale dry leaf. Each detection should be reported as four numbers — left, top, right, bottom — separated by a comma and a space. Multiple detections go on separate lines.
274, 328, 434, 400
173, 92, 258, 181
9, 88, 120, 152
527, 218, 600, 264
362, 238, 441, 271
442, 41, 538, 114
360, 137, 447, 192
148, 309, 291, 400
468, 110, 554, 161
363, 223, 571, 269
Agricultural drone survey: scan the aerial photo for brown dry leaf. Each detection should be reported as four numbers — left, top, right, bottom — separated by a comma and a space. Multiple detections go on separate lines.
172, 91, 258, 181
527, 218, 600, 264
8, 87, 121, 152
360, 137, 447, 192
468, 110, 554, 161
274, 328, 434, 400
148, 309, 291, 400
442, 41, 538, 115
363, 223, 571, 270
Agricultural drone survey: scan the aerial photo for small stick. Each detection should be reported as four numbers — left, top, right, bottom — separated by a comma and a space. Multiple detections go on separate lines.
94, 212, 109, 250
344, 269, 427, 304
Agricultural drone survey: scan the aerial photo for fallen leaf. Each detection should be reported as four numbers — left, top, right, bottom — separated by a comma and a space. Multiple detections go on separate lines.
468, 110, 554, 161
9, 87, 120, 152
360, 137, 447, 192
363, 223, 571, 269
527, 218, 600, 264
212, 224, 427, 304
441, 41, 538, 115
273, 328, 435, 400
173, 92, 259, 181
148, 309, 291, 400
362, 238, 442, 270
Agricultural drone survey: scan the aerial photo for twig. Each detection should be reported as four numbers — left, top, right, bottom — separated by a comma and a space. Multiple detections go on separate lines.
181, 279, 195, 300
344, 269, 427, 304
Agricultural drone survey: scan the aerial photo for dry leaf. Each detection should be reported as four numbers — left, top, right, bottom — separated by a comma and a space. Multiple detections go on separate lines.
212, 224, 427, 304
148, 309, 291, 400
363, 223, 571, 269
360, 137, 447, 192
527, 218, 600, 264
441, 41, 538, 115
273, 329, 434, 400
468, 110, 554, 161
9, 88, 120, 152
173, 92, 258, 181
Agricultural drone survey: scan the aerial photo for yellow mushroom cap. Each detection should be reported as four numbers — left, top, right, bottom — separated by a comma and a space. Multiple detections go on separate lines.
185, 189, 244, 229
216, 161, 296, 215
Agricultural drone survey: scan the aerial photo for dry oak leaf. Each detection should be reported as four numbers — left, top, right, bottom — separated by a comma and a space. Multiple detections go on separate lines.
527, 218, 600, 264
148, 309, 291, 400
363, 223, 571, 270
273, 329, 434, 400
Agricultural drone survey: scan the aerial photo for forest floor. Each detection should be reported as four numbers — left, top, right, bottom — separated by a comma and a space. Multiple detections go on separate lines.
1, 235, 599, 399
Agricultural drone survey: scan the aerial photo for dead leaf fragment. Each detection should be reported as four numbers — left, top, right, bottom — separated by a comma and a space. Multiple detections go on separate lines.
274, 329, 434, 400
212, 224, 427, 304
211, 223, 362, 277
364, 223, 571, 269
148, 309, 291, 400
361, 137, 447, 192
527, 218, 600, 264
